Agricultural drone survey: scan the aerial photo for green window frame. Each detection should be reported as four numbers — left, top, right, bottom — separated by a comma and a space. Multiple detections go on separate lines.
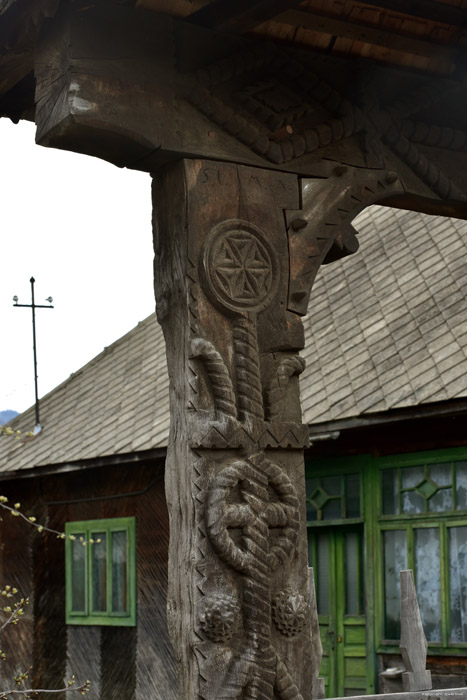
376, 447, 467, 653
65, 517, 136, 627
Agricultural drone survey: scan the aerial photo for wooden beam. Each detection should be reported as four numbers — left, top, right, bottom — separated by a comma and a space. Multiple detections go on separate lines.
359, 0, 467, 28
276, 9, 456, 60
187, 0, 304, 33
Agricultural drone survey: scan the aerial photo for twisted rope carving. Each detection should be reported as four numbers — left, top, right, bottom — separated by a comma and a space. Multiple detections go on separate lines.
205, 454, 302, 699
402, 119, 467, 151
190, 337, 237, 418
232, 316, 264, 421
266, 356, 306, 422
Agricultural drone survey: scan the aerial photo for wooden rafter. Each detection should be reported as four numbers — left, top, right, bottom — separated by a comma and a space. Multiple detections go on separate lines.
186, 0, 305, 33
358, 0, 467, 28
276, 9, 456, 60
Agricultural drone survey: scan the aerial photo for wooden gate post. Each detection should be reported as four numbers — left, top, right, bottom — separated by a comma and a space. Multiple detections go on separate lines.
152, 158, 403, 699
153, 159, 313, 699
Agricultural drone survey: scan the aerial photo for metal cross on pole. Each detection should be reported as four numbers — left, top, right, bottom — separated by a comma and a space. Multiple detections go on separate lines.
13, 277, 54, 432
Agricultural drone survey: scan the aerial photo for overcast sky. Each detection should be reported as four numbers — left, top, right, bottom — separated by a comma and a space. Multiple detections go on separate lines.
0, 119, 156, 415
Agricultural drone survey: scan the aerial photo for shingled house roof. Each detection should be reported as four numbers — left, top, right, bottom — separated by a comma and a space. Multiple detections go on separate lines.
1, 204, 467, 474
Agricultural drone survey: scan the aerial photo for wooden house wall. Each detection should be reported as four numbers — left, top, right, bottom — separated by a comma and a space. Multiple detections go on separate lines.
2, 418, 467, 697
0, 460, 177, 700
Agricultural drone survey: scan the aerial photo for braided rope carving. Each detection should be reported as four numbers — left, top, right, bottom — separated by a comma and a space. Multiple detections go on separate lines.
190, 337, 237, 418
205, 453, 302, 699
232, 316, 264, 422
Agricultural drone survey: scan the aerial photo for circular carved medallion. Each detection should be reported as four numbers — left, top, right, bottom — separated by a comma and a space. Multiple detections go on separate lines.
202, 219, 279, 314
198, 593, 241, 643
272, 589, 309, 637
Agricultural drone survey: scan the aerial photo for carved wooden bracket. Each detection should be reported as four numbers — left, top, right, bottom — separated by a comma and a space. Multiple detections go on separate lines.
285, 165, 404, 315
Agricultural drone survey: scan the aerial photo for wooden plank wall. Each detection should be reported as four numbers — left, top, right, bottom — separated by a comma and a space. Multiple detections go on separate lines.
0, 461, 176, 700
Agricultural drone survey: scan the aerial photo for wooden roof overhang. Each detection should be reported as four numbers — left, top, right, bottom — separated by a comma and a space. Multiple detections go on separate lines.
1, 0, 467, 217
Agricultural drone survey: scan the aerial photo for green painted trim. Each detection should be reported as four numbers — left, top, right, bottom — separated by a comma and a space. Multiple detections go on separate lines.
376, 446, 467, 468
364, 458, 378, 694
307, 445, 467, 682
306, 517, 364, 528
65, 517, 136, 627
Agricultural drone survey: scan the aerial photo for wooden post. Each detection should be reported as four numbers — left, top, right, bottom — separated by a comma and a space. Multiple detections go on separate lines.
400, 570, 432, 692
153, 159, 314, 699
152, 156, 405, 699
308, 567, 325, 700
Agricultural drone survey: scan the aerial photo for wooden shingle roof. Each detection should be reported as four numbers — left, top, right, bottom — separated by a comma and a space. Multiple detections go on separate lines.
1, 204, 467, 473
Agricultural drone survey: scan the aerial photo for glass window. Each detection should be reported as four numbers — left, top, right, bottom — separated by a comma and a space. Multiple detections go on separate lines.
306, 474, 360, 522
317, 532, 330, 615
112, 531, 128, 614
415, 528, 441, 642
345, 531, 363, 615
449, 526, 467, 643
91, 533, 107, 613
65, 517, 136, 627
383, 530, 407, 640
381, 460, 467, 516
70, 535, 86, 613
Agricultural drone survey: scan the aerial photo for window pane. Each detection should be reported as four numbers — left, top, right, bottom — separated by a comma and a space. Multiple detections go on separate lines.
456, 463, 467, 511
345, 532, 362, 615
402, 491, 424, 514
384, 530, 407, 639
317, 533, 330, 615
112, 531, 128, 613
428, 488, 453, 513
415, 528, 441, 642
449, 526, 467, 643
430, 463, 452, 487
306, 500, 317, 522
382, 469, 398, 515
322, 498, 341, 520
345, 474, 360, 518
401, 466, 424, 488
321, 476, 341, 496
92, 533, 107, 613
71, 536, 86, 612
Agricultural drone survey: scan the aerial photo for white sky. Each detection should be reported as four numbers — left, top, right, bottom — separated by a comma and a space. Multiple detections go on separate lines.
0, 119, 156, 414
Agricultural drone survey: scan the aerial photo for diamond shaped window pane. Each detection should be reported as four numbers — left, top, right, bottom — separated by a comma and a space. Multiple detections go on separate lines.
417, 478, 438, 500
311, 488, 329, 510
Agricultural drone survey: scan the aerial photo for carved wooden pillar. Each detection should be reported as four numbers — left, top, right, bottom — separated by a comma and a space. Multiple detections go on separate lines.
154, 159, 312, 699
153, 158, 403, 699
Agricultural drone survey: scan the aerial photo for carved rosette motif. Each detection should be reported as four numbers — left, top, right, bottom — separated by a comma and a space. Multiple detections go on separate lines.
202, 219, 279, 315
198, 593, 241, 643
272, 590, 309, 637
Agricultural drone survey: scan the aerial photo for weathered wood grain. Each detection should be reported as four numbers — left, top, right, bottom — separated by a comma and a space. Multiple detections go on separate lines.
31, 2, 467, 216
400, 570, 432, 692
153, 158, 314, 699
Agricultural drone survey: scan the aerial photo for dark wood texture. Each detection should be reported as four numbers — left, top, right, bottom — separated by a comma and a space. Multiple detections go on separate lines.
277, 9, 455, 60
32, 3, 467, 217
153, 158, 318, 698
187, 0, 305, 33
4, 462, 177, 700
354, 0, 467, 26
0, 482, 34, 687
